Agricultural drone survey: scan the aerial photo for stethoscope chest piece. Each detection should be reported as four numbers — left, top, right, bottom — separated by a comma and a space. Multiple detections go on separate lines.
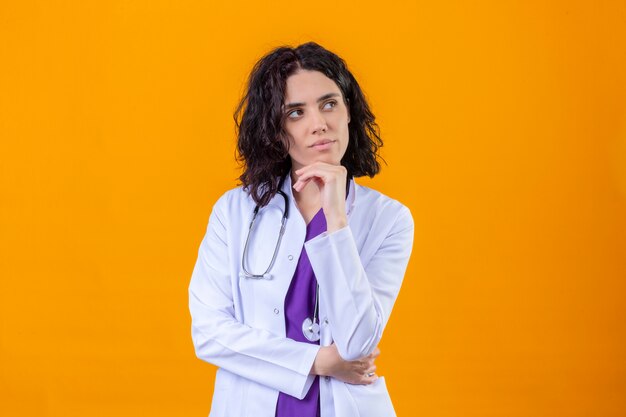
302, 317, 321, 342
301, 284, 321, 342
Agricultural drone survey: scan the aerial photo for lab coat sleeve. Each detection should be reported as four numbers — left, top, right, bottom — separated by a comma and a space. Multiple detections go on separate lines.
304, 204, 414, 361
188, 192, 320, 400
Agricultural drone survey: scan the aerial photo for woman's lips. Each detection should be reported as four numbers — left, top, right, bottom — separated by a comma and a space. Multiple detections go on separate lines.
310, 139, 336, 150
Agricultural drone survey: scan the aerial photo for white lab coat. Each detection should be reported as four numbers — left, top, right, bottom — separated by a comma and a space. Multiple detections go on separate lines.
188, 174, 414, 417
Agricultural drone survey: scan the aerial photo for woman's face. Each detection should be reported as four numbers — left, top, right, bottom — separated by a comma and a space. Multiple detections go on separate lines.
282, 69, 350, 171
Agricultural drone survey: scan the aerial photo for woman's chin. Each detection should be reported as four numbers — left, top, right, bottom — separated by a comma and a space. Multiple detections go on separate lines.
312, 155, 342, 166
290, 155, 343, 170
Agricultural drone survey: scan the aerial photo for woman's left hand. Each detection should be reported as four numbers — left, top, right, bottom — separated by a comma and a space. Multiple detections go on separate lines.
311, 344, 380, 385
293, 162, 348, 232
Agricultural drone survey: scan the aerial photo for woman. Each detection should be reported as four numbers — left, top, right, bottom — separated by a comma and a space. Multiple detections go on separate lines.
188, 42, 414, 417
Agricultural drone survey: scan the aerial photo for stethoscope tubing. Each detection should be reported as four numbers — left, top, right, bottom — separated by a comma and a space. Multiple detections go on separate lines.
240, 189, 289, 280
240, 179, 321, 341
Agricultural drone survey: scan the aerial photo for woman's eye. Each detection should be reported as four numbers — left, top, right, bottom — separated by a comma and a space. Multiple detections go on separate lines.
287, 109, 303, 119
322, 100, 337, 110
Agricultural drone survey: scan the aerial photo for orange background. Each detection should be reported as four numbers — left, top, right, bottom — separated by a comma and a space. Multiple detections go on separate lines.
1, 1, 625, 416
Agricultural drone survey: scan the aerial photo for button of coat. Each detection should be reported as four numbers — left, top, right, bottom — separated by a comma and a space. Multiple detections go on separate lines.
325, 376, 330, 382
273, 308, 280, 315
288, 255, 294, 261
323, 317, 329, 325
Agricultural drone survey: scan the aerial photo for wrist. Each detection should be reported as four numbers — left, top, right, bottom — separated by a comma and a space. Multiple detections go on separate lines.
326, 215, 347, 233
311, 346, 333, 376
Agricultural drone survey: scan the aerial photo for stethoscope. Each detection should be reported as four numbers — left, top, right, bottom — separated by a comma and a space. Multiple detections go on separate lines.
240, 189, 289, 280
240, 181, 321, 342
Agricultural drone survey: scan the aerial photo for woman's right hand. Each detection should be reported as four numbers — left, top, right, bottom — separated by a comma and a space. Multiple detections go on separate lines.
311, 343, 380, 385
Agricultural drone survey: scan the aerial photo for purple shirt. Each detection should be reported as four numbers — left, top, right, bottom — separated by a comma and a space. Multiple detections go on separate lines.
275, 208, 327, 417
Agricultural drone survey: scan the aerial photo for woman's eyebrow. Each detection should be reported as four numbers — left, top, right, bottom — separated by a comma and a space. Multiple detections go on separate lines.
283, 93, 341, 110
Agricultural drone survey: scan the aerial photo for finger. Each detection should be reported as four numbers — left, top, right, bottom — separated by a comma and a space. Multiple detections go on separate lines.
292, 166, 334, 191
292, 175, 327, 193
295, 163, 345, 181
292, 176, 314, 192
362, 372, 379, 385
365, 364, 377, 375
293, 168, 333, 187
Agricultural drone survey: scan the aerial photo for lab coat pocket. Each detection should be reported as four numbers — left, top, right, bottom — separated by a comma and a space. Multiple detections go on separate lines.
341, 377, 396, 417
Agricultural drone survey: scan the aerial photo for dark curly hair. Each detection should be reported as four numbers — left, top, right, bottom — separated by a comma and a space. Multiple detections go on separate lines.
234, 42, 383, 207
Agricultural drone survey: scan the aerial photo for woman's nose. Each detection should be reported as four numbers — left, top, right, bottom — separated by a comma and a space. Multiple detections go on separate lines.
310, 111, 328, 134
